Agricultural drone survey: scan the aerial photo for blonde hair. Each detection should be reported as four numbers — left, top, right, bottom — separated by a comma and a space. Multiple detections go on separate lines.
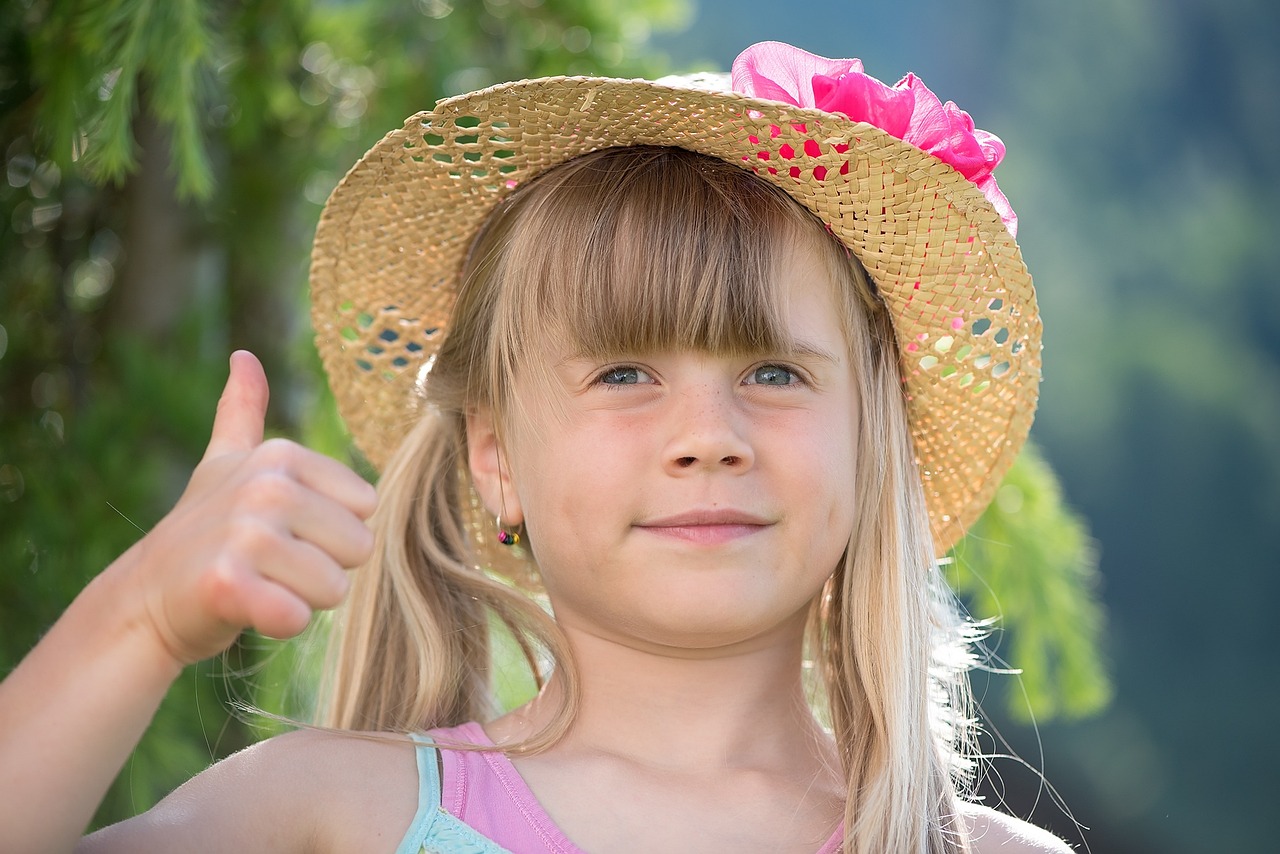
323, 146, 977, 853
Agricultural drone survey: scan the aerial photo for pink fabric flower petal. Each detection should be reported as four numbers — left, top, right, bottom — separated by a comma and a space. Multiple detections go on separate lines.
729, 42, 1018, 236
731, 41, 862, 108
899, 75, 1004, 184
811, 72, 914, 139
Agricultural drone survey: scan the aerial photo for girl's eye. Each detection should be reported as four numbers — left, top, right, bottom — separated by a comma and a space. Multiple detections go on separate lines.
598, 366, 652, 385
746, 364, 799, 386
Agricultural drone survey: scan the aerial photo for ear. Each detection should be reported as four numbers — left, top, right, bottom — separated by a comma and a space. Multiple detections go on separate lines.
466, 406, 523, 526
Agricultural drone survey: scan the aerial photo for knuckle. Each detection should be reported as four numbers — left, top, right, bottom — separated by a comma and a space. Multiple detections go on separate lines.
301, 543, 350, 608
353, 482, 379, 519
317, 570, 351, 610
255, 437, 302, 469
227, 515, 279, 556
241, 469, 298, 509
199, 557, 247, 616
258, 597, 312, 640
351, 524, 375, 564
279, 608, 313, 638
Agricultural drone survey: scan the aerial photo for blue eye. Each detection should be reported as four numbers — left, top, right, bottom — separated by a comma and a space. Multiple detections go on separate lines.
747, 365, 797, 386
599, 366, 651, 385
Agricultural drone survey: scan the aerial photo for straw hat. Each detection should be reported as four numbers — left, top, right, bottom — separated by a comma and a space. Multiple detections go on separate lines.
310, 42, 1041, 555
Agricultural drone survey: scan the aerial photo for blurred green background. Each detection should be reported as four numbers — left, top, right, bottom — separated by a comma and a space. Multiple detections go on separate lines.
2, 1, 1274, 851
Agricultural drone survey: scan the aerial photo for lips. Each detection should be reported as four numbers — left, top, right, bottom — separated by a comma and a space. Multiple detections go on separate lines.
640, 509, 771, 527
635, 509, 772, 545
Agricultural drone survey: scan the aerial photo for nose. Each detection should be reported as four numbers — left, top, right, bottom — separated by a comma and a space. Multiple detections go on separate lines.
662, 384, 755, 475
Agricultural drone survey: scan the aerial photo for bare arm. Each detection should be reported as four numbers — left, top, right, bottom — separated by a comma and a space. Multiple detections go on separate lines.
77, 729, 419, 854
0, 352, 376, 853
0, 561, 183, 853
964, 803, 1076, 853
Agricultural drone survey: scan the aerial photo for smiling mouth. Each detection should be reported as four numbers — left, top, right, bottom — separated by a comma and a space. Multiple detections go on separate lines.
635, 510, 772, 545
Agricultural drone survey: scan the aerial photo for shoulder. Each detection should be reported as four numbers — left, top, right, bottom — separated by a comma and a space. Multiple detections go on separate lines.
81, 728, 420, 854
960, 802, 1075, 853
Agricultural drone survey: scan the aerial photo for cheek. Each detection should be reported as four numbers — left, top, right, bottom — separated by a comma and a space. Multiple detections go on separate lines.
807, 409, 859, 533
507, 431, 610, 556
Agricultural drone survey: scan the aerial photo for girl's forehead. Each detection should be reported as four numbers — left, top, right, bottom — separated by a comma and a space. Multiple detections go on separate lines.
542, 233, 853, 358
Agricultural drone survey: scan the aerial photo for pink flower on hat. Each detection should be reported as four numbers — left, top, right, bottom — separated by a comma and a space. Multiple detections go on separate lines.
731, 41, 1017, 236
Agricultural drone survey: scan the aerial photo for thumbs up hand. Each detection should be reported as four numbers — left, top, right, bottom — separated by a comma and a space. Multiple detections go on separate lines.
127, 351, 377, 667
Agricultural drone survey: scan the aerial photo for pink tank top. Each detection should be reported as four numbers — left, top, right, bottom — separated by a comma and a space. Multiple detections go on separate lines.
395, 721, 844, 853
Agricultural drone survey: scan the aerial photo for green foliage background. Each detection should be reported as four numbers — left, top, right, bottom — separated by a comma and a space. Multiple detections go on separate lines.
1, 0, 1106, 836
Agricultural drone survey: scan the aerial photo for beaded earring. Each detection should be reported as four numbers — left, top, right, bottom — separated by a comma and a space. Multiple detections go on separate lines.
496, 516, 521, 547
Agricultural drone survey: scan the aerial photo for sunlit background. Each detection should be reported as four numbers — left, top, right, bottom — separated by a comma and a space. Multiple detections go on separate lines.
2, 2, 1276, 851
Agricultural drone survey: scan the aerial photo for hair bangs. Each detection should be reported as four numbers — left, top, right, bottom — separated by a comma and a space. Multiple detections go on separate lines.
497, 147, 822, 362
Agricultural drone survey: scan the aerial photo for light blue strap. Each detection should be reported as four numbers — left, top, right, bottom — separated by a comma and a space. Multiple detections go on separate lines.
394, 733, 515, 854
394, 733, 443, 854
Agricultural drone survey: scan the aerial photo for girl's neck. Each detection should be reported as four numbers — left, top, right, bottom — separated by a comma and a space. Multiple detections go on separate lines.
491, 615, 836, 773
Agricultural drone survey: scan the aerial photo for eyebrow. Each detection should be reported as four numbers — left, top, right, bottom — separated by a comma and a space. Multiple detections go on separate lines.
778, 339, 841, 365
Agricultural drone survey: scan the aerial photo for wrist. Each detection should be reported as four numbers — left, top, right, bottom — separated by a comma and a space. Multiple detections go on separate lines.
77, 543, 189, 687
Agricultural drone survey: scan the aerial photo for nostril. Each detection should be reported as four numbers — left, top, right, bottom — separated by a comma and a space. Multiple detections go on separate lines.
676, 456, 696, 468
721, 455, 740, 466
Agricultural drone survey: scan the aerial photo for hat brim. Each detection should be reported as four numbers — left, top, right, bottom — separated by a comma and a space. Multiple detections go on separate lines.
310, 76, 1041, 555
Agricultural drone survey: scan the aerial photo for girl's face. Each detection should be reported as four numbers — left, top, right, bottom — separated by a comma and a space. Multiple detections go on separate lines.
470, 238, 859, 652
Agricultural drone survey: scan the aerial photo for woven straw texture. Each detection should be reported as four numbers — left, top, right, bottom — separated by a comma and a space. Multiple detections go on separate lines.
311, 76, 1041, 555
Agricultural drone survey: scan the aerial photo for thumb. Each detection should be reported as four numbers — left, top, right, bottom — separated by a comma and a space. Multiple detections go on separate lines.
203, 350, 269, 461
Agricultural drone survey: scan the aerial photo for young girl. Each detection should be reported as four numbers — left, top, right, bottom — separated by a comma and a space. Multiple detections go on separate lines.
0, 42, 1069, 853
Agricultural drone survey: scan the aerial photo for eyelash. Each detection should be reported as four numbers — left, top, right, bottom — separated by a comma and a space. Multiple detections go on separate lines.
595, 365, 654, 387
592, 363, 808, 388
744, 363, 806, 387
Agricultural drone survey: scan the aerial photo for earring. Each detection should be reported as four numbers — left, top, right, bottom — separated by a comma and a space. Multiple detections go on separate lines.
496, 516, 521, 546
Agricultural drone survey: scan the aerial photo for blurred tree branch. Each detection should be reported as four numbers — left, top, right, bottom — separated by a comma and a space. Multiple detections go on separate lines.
949, 443, 1112, 722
